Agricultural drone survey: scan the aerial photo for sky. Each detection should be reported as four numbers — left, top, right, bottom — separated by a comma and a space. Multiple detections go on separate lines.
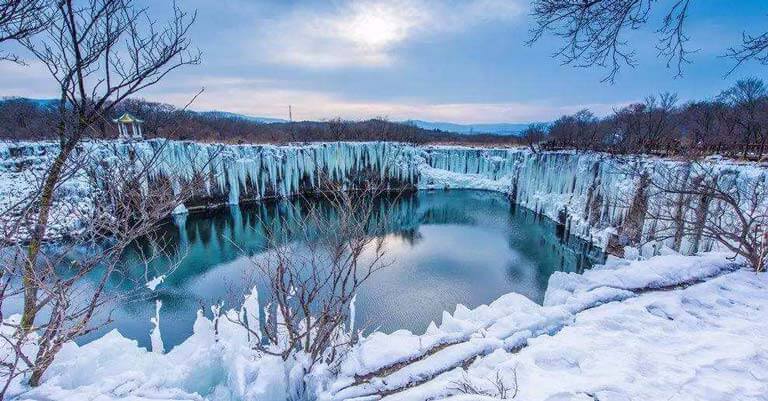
0, 0, 766, 124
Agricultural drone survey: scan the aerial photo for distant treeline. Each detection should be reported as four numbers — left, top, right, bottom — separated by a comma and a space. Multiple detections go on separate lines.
530, 78, 768, 160
1, 78, 767, 159
0, 98, 524, 146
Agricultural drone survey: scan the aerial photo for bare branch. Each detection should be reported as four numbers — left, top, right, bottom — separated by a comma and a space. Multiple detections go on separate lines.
0, 0, 49, 63
725, 27, 768, 75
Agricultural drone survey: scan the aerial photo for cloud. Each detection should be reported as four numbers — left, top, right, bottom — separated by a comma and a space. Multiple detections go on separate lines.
260, 0, 525, 68
0, 61, 55, 98
147, 76, 626, 123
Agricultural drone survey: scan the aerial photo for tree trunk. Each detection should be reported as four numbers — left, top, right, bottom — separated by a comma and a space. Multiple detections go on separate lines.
28, 339, 65, 387
20, 140, 77, 331
690, 179, 711, 254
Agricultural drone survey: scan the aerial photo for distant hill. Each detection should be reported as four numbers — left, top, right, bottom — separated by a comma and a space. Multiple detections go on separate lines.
0, 98, 288, 123
404, 120, 534, 136
194, 110, 287, 124
0, 97, 57, 108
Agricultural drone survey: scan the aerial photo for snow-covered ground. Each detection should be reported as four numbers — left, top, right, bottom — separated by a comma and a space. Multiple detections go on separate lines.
375, 260, 767, 401
6, 252, 764, 401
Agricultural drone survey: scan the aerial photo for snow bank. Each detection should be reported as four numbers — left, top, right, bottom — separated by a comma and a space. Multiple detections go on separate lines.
10, 308, 290, 401
544, 252, 738, 307
389, 268, 768, 401
324, 253, 739, 400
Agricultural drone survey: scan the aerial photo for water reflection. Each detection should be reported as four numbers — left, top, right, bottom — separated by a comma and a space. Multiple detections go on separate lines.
84, 190, 604, 349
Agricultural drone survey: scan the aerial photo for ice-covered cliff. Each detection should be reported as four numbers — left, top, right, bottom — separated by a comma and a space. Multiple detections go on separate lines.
2, 140, 766, 253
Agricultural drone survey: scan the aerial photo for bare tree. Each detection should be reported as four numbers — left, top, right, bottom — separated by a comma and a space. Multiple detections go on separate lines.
641, 92, 679, 153
449, 369, 519, 399
717, 78, 768, 159
521, 123, 547, 153
528, 0, 766, 82
0, 0, 204, 392
534, 79, 766, 158
681, 100, 727, 153
611, 103, 646, 153
725, 26, 768, 73
0, 139, 214, 392
15, 0, 200, 332
546, 109, 602, 150
0, 0, 49, 63
0, 98, 58, 140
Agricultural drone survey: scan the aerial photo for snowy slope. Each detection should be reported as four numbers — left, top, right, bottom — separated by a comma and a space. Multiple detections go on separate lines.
383, 267, 768, 401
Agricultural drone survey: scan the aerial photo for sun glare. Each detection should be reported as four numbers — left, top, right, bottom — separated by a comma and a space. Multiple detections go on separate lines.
344, 8, 408, 48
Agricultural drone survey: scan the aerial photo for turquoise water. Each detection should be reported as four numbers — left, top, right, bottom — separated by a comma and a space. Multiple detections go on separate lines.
84, 190, 604, 349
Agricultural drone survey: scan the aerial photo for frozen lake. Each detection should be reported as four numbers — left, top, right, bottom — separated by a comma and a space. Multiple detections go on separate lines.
82, 190, 605, 349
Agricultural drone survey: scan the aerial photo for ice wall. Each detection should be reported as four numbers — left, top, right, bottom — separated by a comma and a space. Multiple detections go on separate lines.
129, 140, 421, 206
418, 146, 637, 242
2, 140, 765, 253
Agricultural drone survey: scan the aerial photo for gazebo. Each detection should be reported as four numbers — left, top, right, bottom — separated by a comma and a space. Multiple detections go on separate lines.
113, 112, 144, 140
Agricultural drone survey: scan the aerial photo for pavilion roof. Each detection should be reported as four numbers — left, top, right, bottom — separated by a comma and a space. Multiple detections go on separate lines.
113, 112, 144, 124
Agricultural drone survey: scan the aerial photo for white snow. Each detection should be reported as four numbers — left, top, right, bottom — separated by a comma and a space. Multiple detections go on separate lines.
145, 275, 166, 291
386, 268, 768, 401
172, 203, 189, 215
327, 253, 739, 401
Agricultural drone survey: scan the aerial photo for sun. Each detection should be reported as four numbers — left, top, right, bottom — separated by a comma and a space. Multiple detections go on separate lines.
344, 7, 408, 49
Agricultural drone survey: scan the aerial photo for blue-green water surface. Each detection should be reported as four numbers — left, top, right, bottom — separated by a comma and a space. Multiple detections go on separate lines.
85, 190, 604, 349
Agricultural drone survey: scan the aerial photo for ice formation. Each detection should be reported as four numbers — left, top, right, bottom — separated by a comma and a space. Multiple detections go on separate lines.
2, 140, 766, 254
